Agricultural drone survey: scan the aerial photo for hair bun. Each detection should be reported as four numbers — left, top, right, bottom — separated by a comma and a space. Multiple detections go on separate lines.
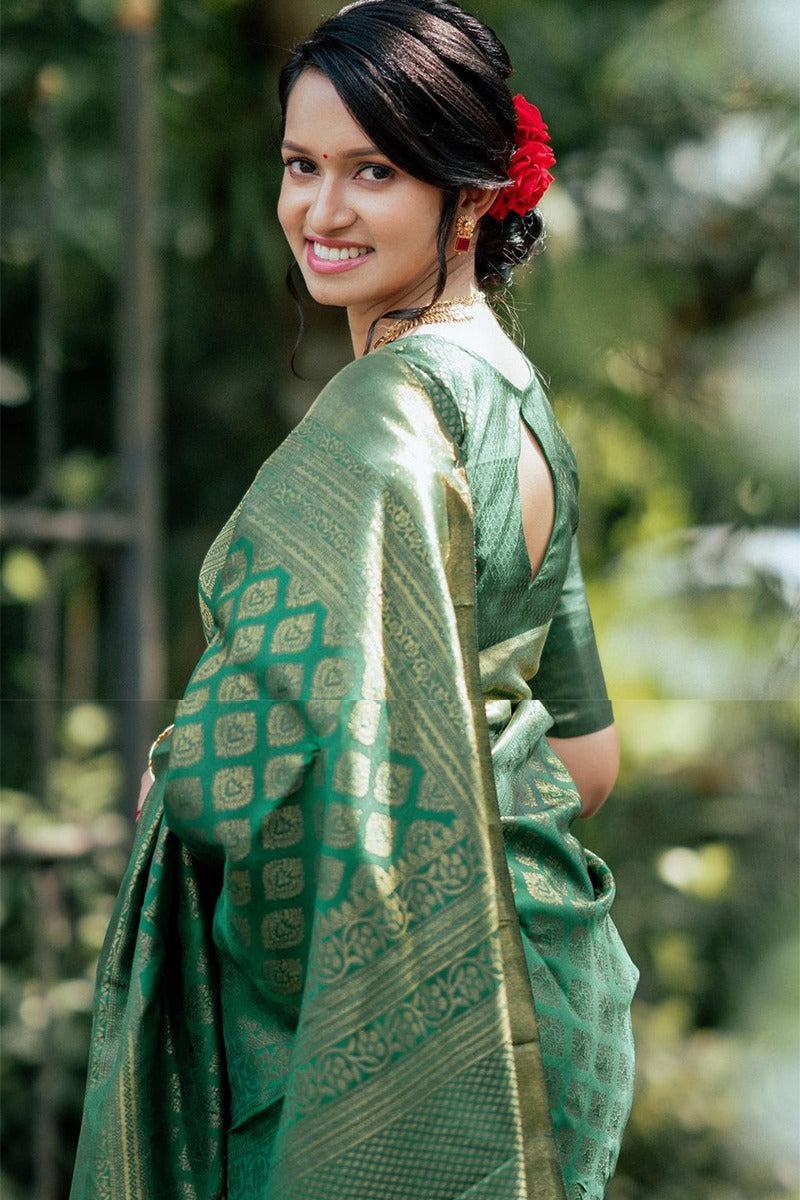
477, 208, 545, 290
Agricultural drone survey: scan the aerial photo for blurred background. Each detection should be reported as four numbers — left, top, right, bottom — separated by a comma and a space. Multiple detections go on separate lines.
1, 0, 798, 1196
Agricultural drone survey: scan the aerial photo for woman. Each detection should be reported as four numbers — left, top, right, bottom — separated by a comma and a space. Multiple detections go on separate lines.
72, 2, 637, 1198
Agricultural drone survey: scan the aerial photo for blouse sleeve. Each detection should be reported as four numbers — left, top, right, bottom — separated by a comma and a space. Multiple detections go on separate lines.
529, 533, 614, 738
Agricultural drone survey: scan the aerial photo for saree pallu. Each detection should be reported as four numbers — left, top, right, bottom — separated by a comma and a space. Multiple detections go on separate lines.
71, 346, 635, 1200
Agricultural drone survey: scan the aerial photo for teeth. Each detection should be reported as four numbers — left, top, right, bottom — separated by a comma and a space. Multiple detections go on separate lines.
313, 242, 370, 262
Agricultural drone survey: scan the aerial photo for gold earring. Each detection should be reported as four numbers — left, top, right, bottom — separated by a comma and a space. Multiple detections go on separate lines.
454, 214, 476, 254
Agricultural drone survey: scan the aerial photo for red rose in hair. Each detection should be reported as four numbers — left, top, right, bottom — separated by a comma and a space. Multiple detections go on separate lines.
488, 93, 556, 221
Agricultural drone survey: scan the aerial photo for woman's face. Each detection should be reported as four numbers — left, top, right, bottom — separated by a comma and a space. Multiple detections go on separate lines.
278, 70, 446, 326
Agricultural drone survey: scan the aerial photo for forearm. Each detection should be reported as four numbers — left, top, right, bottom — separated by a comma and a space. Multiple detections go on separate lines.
546, 722, 620, 818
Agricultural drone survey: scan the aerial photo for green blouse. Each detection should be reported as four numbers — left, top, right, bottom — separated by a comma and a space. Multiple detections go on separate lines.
393, 336, 613, 735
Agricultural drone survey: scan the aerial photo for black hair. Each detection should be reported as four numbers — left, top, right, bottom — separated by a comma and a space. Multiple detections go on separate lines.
279, 0, 545, 351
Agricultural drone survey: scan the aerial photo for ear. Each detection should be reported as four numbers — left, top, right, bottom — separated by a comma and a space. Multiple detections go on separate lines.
458, 185, 501, 223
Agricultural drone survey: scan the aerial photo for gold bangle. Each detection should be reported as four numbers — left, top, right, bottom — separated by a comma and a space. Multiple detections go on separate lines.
147, 723, 175, 781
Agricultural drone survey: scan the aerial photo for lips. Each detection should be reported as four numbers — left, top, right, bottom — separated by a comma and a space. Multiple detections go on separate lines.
305, 239, 374, 274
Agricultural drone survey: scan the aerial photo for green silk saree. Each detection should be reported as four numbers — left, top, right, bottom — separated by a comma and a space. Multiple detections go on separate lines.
71, 338, 636, 1200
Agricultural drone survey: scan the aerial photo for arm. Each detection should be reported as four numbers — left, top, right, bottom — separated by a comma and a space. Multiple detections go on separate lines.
529, 534, 614, 737
529, 533, 618, 815
547, 722, 619, 819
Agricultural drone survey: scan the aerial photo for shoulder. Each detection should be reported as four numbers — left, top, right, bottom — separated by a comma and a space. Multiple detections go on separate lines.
297, 346, 473, 555
308, 345, 468, 466
386, 340, 475, 448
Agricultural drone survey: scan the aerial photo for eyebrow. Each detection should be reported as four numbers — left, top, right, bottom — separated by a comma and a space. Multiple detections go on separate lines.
281, 140, 385, 159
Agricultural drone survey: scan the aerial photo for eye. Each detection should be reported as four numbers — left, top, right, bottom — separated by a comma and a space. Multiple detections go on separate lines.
357, 163, 395, 182
284, 157, 316, 176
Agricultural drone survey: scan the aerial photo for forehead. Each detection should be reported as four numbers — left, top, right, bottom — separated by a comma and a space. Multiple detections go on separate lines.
283, 70, 369, 147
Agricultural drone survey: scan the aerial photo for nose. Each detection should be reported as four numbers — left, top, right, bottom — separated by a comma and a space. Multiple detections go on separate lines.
307, 173, 356, 233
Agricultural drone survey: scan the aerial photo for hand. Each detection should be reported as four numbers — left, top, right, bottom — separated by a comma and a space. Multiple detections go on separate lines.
136, 769, 153, 820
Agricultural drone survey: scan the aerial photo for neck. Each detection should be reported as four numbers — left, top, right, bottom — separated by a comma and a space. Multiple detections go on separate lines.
347, 255, 479, 357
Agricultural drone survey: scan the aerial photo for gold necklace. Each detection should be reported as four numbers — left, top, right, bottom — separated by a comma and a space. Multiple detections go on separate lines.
372, 293, 486, 351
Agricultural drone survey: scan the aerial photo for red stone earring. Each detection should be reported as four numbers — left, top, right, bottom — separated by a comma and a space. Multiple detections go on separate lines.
454, 214, 476, 254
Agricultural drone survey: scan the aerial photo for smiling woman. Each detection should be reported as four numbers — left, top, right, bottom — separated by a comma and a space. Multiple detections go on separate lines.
71, 4, 636, 1199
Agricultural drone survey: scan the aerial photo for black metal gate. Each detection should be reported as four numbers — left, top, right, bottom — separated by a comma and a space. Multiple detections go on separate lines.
1, 8, 164, 1197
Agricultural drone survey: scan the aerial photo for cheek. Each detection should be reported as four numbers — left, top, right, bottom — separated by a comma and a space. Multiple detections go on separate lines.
277, 182, 302, 240
392, 190, 443, 257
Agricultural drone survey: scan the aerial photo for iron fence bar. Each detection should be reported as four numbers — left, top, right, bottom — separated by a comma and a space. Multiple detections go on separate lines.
33, 551, 60, 805
32, 866, 63, 1200
0, 821, 130, 864
115, 0, 166, 802
29, 69, 66, 1200
33, 67, 63, 505
0, 503, 135, 545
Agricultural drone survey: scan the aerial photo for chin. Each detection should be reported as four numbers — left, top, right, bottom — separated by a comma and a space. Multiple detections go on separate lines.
302, 278, 357, 308
298, 271, 372, 311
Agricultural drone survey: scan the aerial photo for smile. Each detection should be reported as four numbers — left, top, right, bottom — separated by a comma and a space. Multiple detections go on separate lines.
305, 240, 374, 273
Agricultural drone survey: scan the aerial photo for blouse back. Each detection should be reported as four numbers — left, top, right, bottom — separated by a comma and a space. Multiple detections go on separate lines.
386, 336, 612, 739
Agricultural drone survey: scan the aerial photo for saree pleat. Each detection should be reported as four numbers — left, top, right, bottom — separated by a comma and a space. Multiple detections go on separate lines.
71, 761, 227, 1199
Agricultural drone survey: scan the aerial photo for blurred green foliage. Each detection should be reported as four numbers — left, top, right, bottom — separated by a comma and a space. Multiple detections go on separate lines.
1, 0, 798, 1196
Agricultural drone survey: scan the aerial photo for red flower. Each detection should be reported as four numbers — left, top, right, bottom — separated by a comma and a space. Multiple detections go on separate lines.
488, 93, 556, 221
512, 94, 551, 145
